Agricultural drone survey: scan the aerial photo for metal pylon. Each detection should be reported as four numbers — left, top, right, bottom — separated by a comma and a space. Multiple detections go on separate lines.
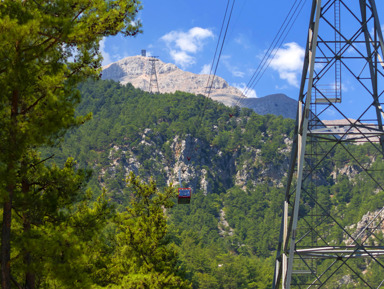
149, 56, 160, 94
273, 1, 384, 288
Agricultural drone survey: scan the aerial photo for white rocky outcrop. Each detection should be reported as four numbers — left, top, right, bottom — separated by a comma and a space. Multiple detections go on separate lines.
102, 56, 242, 105
345, 209, 384, 245
102, 56, 297, 118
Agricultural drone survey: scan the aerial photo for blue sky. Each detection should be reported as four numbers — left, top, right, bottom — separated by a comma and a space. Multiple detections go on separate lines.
100, 0, 312, 98
101, 0, 384, 120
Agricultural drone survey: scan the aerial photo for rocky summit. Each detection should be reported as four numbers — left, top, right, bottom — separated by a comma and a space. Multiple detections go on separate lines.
102, 55, 297, 119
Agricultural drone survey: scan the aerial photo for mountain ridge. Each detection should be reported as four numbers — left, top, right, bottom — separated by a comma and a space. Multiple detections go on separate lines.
101, 55, 297, 119
42, 79, 384, 287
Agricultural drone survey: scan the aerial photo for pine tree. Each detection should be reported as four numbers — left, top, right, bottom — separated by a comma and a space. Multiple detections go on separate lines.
12, 152, 113, 288
0, 1, 141, 288
102, 173, 191, 288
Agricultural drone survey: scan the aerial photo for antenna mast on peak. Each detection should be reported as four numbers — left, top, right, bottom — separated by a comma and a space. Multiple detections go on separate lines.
148, 56, 160, 94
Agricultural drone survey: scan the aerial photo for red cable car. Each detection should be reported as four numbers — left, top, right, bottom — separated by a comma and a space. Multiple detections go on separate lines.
178, 188, 192, 204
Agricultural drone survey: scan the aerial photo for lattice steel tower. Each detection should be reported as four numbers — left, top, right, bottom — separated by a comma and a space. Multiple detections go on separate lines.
148, 56, 160, 94
273, 0, 384, 288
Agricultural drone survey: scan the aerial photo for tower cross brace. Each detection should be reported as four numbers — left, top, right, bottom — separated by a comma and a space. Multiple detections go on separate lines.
148, 56, 160, 94
273, 1, 384, 288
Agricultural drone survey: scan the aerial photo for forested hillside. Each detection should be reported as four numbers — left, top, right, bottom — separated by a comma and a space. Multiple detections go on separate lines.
45, 79, 384, 288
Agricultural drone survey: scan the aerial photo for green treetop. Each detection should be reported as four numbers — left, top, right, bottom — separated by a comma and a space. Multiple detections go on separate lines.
100, 173, 191, 288
0, 1, 141, 288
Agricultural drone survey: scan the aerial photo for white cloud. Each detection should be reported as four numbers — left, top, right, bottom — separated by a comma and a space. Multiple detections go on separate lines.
100, 38, 112, 66
330, 82, 348, 93
369, 25, 384, 38
275, 84, 289, 91
232, 70, 245, 78
324, 108, 336, 118
200, 64, 211, 75
270, 42, 305, 87
221, 55, 245, 78
233, 83, 257, 98
161, 27, 214, 68
169, 50, 195, 67
234, 34, 251, 49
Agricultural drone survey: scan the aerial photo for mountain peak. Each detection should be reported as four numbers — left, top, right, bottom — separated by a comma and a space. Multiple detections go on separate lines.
102, 56, 242, 102
102, 56, 297, 118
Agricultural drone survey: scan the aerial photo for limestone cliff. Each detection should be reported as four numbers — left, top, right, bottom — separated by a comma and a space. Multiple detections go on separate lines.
102, 56, 297, 118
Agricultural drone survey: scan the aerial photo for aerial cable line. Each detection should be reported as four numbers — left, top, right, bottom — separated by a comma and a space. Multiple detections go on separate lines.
176, 0, 304, 197
236, 0, 307, 107
241, 0, 306, 98
176, 0, 237, 202
241, 0, 305, 99
204, 0, 232, 95
195, 0, 236, 128
205, 0, 236, 96
183, 0, 236, 165
193, 0, 236, 138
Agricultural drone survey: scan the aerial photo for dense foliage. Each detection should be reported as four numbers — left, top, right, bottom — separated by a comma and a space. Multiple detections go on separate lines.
94, 173, 192, 288
44, 79, 294, 287
42, 79, 384, 287
56, 79, 294, 187
0, 1, 141, 288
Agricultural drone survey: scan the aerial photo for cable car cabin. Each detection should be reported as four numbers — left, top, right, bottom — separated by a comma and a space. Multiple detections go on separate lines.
178, 188, 192, 204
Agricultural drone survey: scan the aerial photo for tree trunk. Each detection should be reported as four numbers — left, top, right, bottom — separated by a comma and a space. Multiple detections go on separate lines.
25, 270, 35, 289
2, 89, 19, 289
24, 242, 35, 289
22, 171, 35, 289
1, 194, 12, 289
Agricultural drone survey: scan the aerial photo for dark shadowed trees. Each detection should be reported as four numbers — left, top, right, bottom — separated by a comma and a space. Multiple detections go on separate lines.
0, 1, 141, 287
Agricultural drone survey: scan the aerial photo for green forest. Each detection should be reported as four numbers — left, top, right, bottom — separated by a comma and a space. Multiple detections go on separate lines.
41, 79, 384, 288
2, 1, 384, 288
43, 79, 291, 288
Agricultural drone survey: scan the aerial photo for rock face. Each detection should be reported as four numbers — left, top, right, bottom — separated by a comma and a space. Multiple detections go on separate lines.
102, 56, 297, 118
99, 131, 291, 198
345, 209, 384, 245
102, 56, 242, 103
239, 94, 297, 119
